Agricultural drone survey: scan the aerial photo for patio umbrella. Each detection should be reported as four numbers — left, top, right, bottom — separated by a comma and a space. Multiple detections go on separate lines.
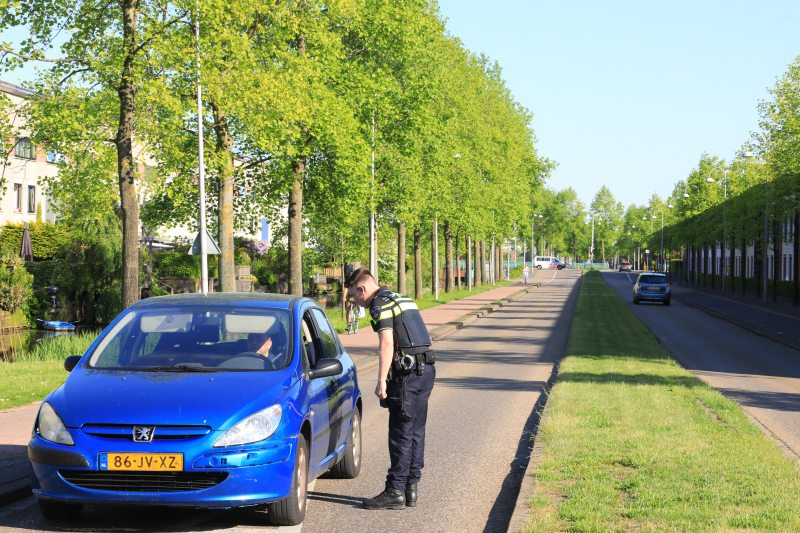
20, 221, 33, 262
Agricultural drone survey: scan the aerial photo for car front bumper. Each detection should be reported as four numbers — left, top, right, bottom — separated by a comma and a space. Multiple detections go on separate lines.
29, 434, 297, 508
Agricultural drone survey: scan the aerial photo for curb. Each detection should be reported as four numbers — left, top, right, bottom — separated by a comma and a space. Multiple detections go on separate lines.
672, 296, 800, 354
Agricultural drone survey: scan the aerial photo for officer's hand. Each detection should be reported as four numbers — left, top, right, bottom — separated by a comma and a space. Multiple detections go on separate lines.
375, 379, 387, 400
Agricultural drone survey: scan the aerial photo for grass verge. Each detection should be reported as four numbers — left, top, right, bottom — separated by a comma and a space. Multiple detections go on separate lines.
0, 360, 67, 409
525, 270, 800, 532
325, 281, 513, 334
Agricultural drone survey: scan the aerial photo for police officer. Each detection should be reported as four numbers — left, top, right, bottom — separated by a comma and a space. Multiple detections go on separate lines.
344, 268, 435, 510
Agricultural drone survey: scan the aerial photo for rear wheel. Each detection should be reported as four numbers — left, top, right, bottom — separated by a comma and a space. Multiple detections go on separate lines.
663, 299, 671, 306
536, 265, 542, 270
38, 500, 83, 521
331, 408, 362, 479
268, 434, 309, 526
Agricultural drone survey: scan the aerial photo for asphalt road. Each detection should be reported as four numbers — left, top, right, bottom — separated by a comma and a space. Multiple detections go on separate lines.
603, 271, 800, 457
0, 269, 581, 533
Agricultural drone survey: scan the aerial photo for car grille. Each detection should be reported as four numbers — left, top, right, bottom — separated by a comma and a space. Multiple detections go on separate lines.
81, 425, 211, 440
59, 470, 228, 492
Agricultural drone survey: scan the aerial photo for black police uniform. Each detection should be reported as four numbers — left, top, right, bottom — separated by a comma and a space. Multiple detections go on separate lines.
369, 286, 436, 492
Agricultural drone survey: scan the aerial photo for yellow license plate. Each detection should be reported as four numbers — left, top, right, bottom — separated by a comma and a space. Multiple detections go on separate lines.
102, 453, 183, 471
648, 286, 659, 290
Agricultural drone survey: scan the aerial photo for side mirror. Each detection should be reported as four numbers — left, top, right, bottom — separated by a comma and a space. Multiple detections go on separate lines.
309, 358, 343, 379
64, 355, 82, 372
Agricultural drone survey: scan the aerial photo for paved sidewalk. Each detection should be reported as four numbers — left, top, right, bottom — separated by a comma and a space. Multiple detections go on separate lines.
339, 281, 530, 360
670, 282, 800, 351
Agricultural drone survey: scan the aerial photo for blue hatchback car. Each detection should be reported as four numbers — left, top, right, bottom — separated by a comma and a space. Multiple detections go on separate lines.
28, 293, 362, 526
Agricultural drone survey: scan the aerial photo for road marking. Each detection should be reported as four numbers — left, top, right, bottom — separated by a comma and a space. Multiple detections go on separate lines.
0, 496, 36, 520
544, 269, 559, 284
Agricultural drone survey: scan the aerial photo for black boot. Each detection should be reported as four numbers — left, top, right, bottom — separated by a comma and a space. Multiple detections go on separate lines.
362, 487, 406, 510
405, 483, 418, 507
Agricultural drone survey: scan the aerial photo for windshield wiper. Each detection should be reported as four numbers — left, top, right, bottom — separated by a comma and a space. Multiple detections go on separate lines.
138, 364, 224, 372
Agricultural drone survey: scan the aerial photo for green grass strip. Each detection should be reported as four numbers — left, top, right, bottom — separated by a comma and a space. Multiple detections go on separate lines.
525, 270, 800, 532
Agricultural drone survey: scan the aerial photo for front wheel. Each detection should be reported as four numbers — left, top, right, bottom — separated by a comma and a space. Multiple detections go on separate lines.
268, 434, 309, 526
557, 265, 563, 270
38, 500, 83, 521
331, 408, 362, 479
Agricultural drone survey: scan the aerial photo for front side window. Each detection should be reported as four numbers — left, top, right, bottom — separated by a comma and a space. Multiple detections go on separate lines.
311, 309, 339, 358
87, 306, 292, 371
14, 138, 34, 160
28, 185, 35, 213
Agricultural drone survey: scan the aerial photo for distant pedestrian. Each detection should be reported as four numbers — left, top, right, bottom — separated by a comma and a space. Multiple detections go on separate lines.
345, 268, 436, 510
523, 264, 529, 284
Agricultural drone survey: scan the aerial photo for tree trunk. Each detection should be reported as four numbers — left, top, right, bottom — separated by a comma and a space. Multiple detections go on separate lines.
474, 237, 480, 287
741, 238, 746, 296
444, 220, 454, 293
397, 221, 406, 294
431, 222, 437, 296
414, 227, 422, 299
480, 240, 486, 286
711, 245, 716, 289
288, 158, 304, 296
756, 239, 762, 298
466, 234, 471, 290
601, 239, 605, 264
773, 217, 779, 303
456, 229, 461, 291
117, 0, 141, 311
496, 242, 501, 281
211, 103, 236, 293
341, 235, 347, 321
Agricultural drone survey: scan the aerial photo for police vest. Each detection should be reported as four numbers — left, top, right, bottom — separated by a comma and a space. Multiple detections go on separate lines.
369, 289, 432, 354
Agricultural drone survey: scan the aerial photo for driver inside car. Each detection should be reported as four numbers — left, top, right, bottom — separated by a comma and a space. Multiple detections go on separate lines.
242, 322, 288, 368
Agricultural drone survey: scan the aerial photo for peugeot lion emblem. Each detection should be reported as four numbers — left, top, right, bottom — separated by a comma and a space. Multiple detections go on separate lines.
133, 425, 156, 442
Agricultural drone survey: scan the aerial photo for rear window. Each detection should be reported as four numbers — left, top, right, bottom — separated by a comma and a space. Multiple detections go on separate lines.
87, 306, 292, 371
638, 275, 667, 284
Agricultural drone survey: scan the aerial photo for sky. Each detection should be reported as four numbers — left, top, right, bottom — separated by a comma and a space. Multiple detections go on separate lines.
435, 0, 800, 209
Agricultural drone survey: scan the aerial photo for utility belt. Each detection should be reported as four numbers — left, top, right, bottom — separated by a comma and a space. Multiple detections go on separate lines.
390, 349, 435, 379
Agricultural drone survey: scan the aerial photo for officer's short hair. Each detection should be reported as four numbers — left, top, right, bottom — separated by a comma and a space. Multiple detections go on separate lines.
344, 268, 374, 289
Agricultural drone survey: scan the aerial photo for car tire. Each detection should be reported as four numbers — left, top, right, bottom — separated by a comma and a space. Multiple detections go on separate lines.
633, 297, 640, 305
557, 265, 563, 270
268, 434, 309, 526
663, 299, 671, 306
536, 265, 542, 270
330, 408, 362, 479
38, 500, 83, 521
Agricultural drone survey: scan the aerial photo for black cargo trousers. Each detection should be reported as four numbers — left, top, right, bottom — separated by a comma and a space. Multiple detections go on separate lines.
385, 363, 436, 490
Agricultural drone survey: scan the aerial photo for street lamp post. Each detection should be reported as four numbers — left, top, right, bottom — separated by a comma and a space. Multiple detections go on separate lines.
706, 168, 729, 294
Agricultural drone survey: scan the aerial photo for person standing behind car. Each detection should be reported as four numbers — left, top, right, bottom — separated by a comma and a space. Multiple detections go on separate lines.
344, 268, 435, 511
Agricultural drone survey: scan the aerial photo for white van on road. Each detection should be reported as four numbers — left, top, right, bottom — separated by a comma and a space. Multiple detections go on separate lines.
533, 256, 565, 270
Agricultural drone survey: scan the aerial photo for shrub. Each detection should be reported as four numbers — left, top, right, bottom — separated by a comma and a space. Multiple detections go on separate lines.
0, 221, 71, 260
159, 253, 201, 278
234, 247, 251, 266
0, 266, 34, 313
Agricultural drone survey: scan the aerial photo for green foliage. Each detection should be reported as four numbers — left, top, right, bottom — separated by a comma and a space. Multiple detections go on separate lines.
0, 222, 71, 260
158, 253, 201, 279
0, 266, 33, 313
17, 330, 100, 363
234, 248, 251, 266
251, 259, 276, 288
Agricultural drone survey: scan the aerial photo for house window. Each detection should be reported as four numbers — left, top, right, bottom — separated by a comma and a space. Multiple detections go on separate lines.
14, 137, 34, 160
14, 184, 22, 210
28, 185, 35, 213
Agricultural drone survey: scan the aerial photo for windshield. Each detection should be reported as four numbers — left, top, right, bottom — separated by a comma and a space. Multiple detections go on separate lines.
87, 306, 292, 372
639, 275, 667, 284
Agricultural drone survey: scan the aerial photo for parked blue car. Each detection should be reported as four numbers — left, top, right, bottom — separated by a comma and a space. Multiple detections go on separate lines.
28, 293, 362, 526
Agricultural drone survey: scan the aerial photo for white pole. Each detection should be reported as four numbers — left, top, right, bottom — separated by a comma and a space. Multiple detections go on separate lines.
196, 10, 208, 294
370, 115, 376, 280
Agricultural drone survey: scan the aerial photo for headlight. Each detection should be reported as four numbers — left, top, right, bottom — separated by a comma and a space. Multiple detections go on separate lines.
214, 405, 282, 448
37, 402, 74, 446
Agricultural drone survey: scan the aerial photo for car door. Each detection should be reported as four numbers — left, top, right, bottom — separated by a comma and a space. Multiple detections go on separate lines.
312, 309, 355, 453
300, 308, 339, 471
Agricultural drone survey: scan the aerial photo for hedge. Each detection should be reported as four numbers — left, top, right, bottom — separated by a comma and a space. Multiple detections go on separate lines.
0, 222, 71, 260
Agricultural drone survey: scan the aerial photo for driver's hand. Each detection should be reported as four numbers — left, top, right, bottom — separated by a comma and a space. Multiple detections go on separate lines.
375, 379, 387, 400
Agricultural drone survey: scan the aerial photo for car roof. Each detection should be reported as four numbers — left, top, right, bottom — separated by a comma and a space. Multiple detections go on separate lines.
132, 292, 302, 310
